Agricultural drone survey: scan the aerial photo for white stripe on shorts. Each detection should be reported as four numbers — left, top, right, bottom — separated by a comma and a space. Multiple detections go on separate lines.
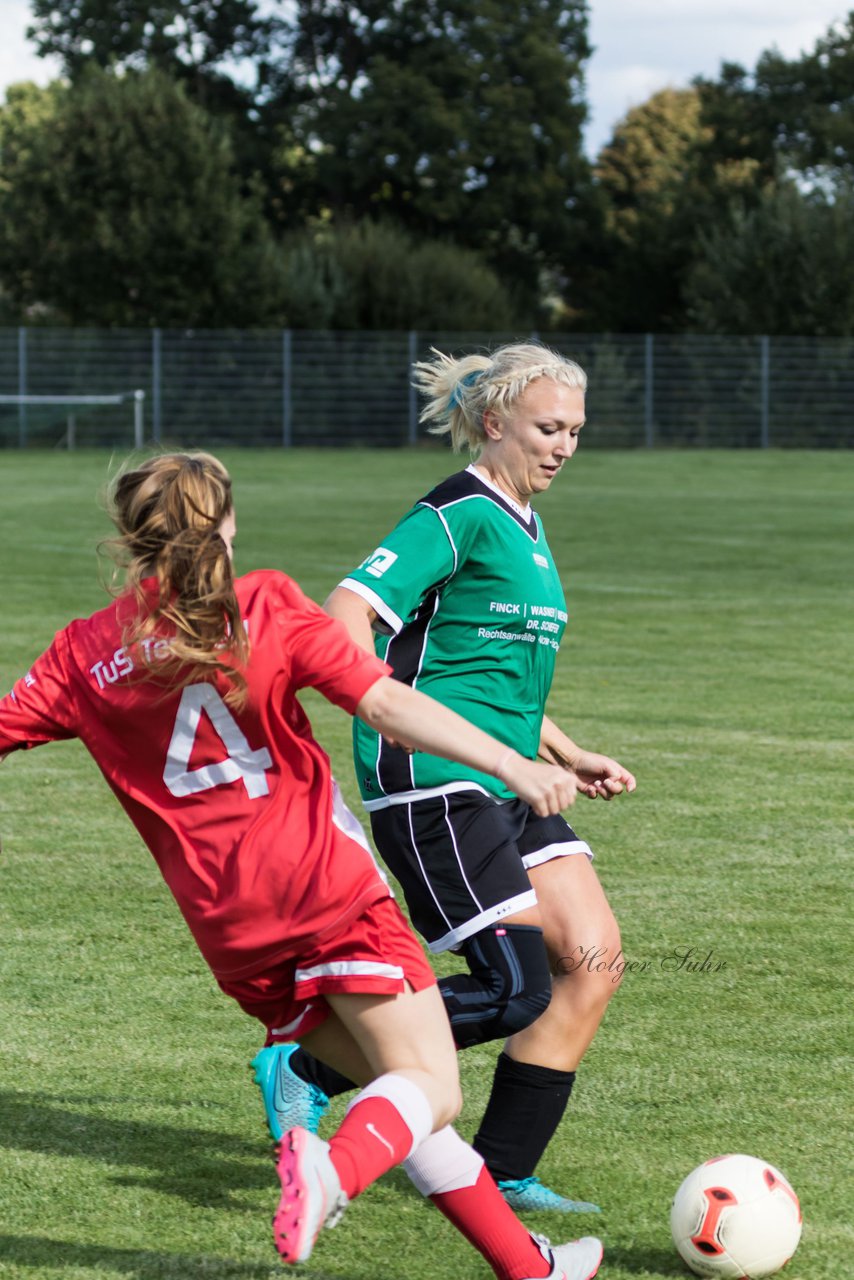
362, 780, 494, 812
295, 961, 405, 984
427, 888, 538, 955
270, 1003, 316, 1036
522, 838, 593, 871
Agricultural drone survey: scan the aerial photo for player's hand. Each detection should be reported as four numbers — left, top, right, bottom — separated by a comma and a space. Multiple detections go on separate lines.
498, 754, 579, 816
570, 750, 636, 800
381, 734, 415, 754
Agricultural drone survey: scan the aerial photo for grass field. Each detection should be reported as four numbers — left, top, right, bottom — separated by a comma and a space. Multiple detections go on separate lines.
0, 448, 851, 1280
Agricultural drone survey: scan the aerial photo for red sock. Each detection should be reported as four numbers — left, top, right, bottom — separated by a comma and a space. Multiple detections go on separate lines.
431, 1165, 551, 1279
328, 1094, 416, 1199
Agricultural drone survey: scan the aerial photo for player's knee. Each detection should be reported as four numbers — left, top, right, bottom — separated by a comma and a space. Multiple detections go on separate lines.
485, 926, 552, 1036
437, 1079, 464, 1128
498, 977, 552, 1035
562, 923, 625, 1011
597, 919, 624, 997
445, 924, 553, 1048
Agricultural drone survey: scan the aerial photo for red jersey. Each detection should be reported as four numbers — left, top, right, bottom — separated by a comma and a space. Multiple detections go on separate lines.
0, 570, 392, 981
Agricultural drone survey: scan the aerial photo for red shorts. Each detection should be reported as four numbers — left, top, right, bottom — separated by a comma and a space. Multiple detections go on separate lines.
218, 895, 436, 1041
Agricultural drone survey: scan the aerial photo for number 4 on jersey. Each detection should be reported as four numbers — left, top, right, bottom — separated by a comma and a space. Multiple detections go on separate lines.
164, 684, 273, 799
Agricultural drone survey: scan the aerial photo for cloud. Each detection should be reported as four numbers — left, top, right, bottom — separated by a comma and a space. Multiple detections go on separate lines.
592, 1, 847, 28
583, 1, 849, 154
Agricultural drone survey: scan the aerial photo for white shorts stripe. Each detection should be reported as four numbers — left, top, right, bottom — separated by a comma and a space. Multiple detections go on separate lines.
363, 780, 494, 811
407, 803, 454, 933
522, 839, 593, 870
270, 1003, 316, 1036
442, 793, 484, 914
294, 961, 405, 983
427, 889, 538, 955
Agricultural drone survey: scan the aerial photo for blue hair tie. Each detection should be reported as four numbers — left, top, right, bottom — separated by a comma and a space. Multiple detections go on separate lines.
449, 369, 481, 409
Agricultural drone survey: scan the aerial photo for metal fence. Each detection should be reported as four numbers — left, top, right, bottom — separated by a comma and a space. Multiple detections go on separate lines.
1, 328, 852, 448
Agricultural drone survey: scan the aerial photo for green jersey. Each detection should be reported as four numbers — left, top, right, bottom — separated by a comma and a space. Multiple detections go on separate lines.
342, 466, 568, 808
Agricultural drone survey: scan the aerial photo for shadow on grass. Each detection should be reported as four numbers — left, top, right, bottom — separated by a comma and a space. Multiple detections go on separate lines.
0, 1234, 364, 1279
0, 1235, 269, 1279
0, 1090, 273, 1207
600, 1242, 689, 1277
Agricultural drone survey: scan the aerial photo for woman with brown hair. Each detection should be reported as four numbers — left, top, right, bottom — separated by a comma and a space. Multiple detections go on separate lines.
0, 451, 602, 1280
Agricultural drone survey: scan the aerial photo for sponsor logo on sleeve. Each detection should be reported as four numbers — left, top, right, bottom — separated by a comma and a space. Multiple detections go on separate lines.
362, 547, 399, 578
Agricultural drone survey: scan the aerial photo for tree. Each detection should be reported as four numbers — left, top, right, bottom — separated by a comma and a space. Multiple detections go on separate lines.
684, 180, 854, 336
26, 0, 274, 90
751, 16, 854, 174
20, 1, 597, 323
26, 0, 280, 180
0, 68, 284, 326
586, 83, 777, 332
695, 15, 854, 182
278, 219, 519, 328
590, 87, 706, 330
265, 1, 595, 311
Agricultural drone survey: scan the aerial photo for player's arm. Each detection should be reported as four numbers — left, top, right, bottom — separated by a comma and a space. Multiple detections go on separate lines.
323, 585, 377, 654
539, 712, 636, 801
324, 585, 419, 751
0, 633, 80, 758
326, 504, 457, 649
357, 677, 578, 817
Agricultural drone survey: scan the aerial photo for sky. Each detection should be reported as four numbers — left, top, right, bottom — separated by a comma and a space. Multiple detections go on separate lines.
0, 0, 850, 157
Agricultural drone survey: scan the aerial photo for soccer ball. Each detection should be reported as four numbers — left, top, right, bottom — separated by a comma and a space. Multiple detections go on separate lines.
670, 1154, 802, 1278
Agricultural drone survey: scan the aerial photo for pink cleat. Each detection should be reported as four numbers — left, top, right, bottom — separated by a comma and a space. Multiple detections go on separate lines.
273, 1126, 349, 1264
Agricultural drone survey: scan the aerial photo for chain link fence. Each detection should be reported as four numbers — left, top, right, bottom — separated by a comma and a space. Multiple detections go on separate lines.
1, 328, 851, 448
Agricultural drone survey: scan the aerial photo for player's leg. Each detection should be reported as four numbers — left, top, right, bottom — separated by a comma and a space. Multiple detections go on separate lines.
475, 842, 620, 1214
268, 900, 454, 1265
251, 911, 555, 1139
250, 790, 551, 1137
255, 797, 610, 1216
293, 991, 602, 1280
374, 792, 602, 1213
271, 988, 440, 1264
512, 851, 622, 1069
406, 1124, 603, 1280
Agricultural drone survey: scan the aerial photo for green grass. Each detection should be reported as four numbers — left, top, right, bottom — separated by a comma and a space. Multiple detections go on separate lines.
1, 448, 852, 1280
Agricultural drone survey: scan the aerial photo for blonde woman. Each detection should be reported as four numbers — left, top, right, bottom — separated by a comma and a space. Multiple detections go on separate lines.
0, 452, 602, 1279
254, 344, 635, 1215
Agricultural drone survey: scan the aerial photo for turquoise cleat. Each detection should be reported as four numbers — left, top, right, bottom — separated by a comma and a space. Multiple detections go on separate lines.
498, 1176, 602, 1215
250, 1042, 330, 1141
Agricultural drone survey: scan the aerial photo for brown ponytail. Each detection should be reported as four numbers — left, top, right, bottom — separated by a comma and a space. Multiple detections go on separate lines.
105, 452, 249, 705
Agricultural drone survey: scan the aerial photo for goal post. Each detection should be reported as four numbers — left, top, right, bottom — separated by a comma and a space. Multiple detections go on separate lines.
0, 389, 145, 449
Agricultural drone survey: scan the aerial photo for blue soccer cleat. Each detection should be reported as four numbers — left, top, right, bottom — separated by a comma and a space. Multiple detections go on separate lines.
498, 1176, 602, 1215
251, 1042, 330, 1141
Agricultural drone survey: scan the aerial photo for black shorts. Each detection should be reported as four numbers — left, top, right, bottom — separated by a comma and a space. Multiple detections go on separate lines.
369, 789, 593, 953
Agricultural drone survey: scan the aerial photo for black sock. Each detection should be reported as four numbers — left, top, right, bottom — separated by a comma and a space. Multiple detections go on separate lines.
289, 1047, 355, 1098
473, 1052, 576, 1182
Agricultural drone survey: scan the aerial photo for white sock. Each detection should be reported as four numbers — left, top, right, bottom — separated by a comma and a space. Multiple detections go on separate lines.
404, 1125, 485, 1195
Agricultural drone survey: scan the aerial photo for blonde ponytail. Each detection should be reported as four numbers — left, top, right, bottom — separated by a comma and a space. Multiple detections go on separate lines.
414, 341, 587, 454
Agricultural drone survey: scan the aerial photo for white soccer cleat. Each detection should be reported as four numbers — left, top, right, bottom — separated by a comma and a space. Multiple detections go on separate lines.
527, 1231, 604, 1280
273, 1126, 349, 1264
